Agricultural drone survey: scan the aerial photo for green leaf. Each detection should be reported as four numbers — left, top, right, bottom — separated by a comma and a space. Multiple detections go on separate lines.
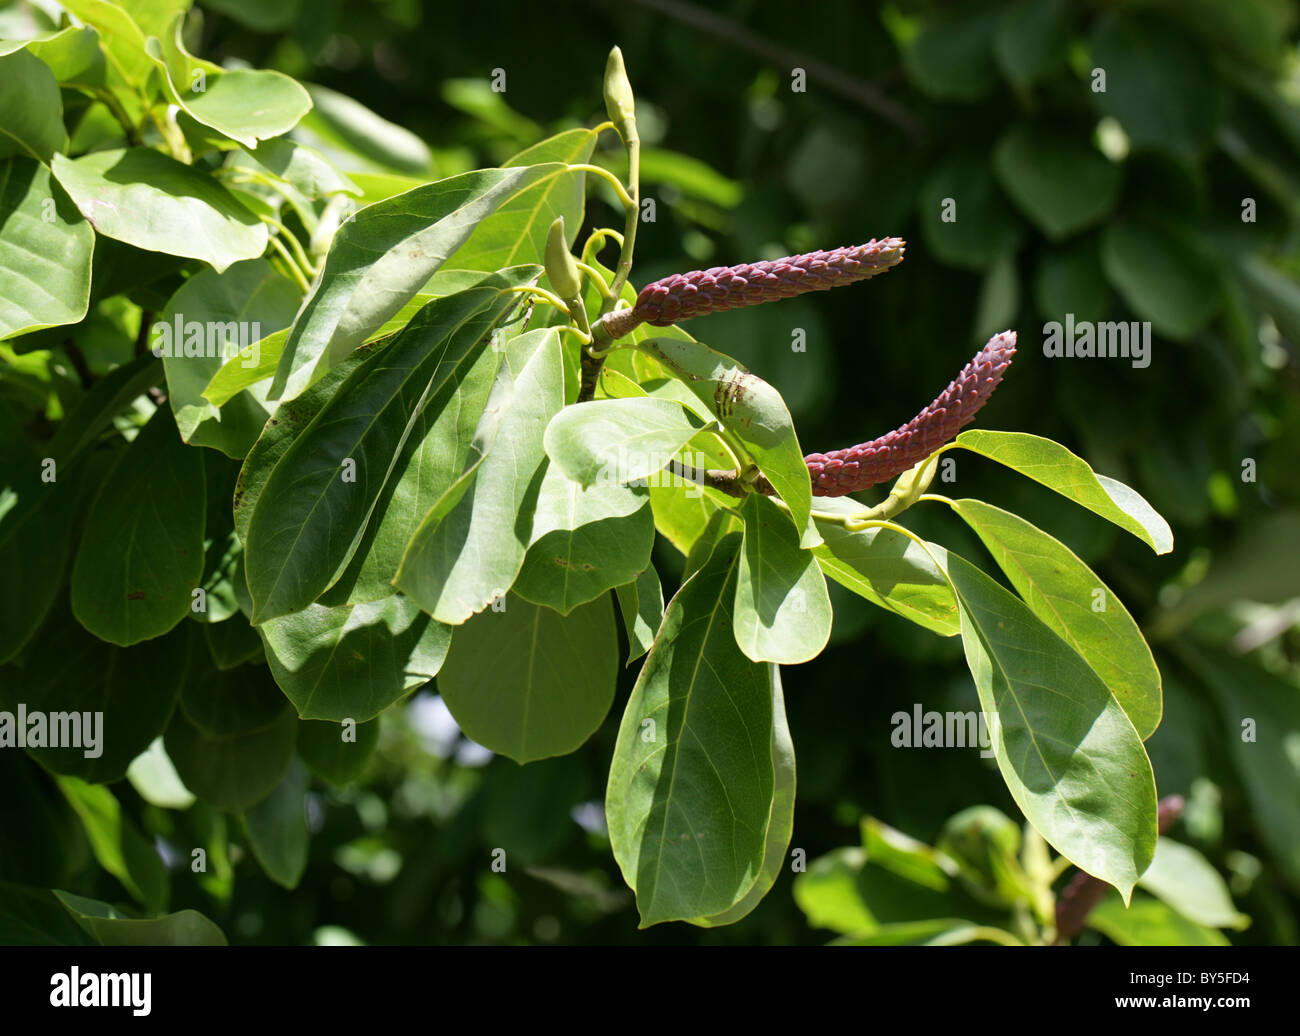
734, 493, 831, 664
440, 128, 598, 289
1089, 13, 1227, 160
1238, 253, 1300, 347
605, 533, 779, 926
440, 78, 540, 142
203, 611, 263, 668
1160, 0, 1298, 75
972, 250, 1019, 344
598, 356, 732, 504
948, 498, 1162, 739
71, 405, 207, 645
1101, 217, 1221, 340
1189, 647, 1300, 885
242, 757, 309, 889
994, 0, 1071, 89
58, 0, 156, 95
0, 753, 86, 888
296, 717, 379, 785
199, 0, 300, 34
1034, 237, 1112, 325
125, 737, 195, 810
395, 327, 565, 625
320, 305, 514, 608
791, 849, 887, 935
268, 164, 554, 400
811, 514, 960, 637
792, 844, 963, 938
0, 157, 94, 340
260, 594, 450, 722
202, 291, 440, 408
953, 429, 1173, 553
56, 777, 168, 913
164, 706, 295, 811
195, 544, 240, 625
832, 920, 975, 946
903, 10, 1000, 101
246, 281, 528, 621
918, 154, 1023, 271
512, 463, 654, 615
937, 546, 1158, 902
863, 817, 959, 892
158, 259, 301, 458
1155, 510, 1300, 634
682, 506, 743, 584
51, 148, 267, 272
993, 123, 1121, 240
543, 396, 703, 487
47, 353, 160, 465
0, 26, 103, 84
637, 147, 744, 209
614, 565, 663, 665
1088, 891, 1229, 946
0, 884, 94, 946
144, 14, 311, 148
436, 593, 617, 763
0, 49, 64, 161
694, 665, 795, 927
637, 337, 812, 540
0, 455, 98, 662
296, 83, 433, 176
938, 806, 1029, 907
244, 137, 360, 200
180, 662, 291, 738
232, 342, 377, 546
482, 755, 588, 866
1, 600, 191, 783
54, 890, 227, 946
1138, 838, 1249, 929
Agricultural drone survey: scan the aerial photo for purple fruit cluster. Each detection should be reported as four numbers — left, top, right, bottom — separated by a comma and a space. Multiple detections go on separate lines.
804, 331, 1018, 496
599, 239, 905, 339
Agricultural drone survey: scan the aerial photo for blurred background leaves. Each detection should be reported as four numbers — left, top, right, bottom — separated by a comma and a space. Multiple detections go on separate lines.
2, 0, 1297, 945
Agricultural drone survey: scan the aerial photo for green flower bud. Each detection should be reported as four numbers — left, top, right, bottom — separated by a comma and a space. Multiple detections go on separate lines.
603, 46, 638, 144
545, 216, 583, 300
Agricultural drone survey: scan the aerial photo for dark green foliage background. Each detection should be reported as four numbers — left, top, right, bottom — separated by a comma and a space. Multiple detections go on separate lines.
3, 0, 1298, 944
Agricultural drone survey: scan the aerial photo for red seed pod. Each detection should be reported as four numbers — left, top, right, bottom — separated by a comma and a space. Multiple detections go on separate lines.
598, 238, 905, 339
804, 330, 1017, 496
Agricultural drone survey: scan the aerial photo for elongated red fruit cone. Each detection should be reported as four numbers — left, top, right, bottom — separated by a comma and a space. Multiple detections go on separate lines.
599, 238, 905, 339
804, 330, 1017, 496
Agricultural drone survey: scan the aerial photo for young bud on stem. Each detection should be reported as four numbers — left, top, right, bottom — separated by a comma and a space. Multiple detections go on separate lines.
545, 216, 583, 301
604, 46, 638, 145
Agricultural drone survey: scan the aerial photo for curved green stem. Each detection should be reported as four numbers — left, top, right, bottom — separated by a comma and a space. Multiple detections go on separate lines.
507, 284, 571, 316
71, 86, 140, 145
260, 216, 317, 278
581, 227, 624, 266
569, 163, 636, 211
555, 324, 593, 345
267, 236, 310, 294
604, 139, 640, 311
715, 425, 756, 473
574, 260, 614, 299
585, 337, 635, 359
704, 425, 748, 474
926, 925, 1026, 948
218, 166, 304, 211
